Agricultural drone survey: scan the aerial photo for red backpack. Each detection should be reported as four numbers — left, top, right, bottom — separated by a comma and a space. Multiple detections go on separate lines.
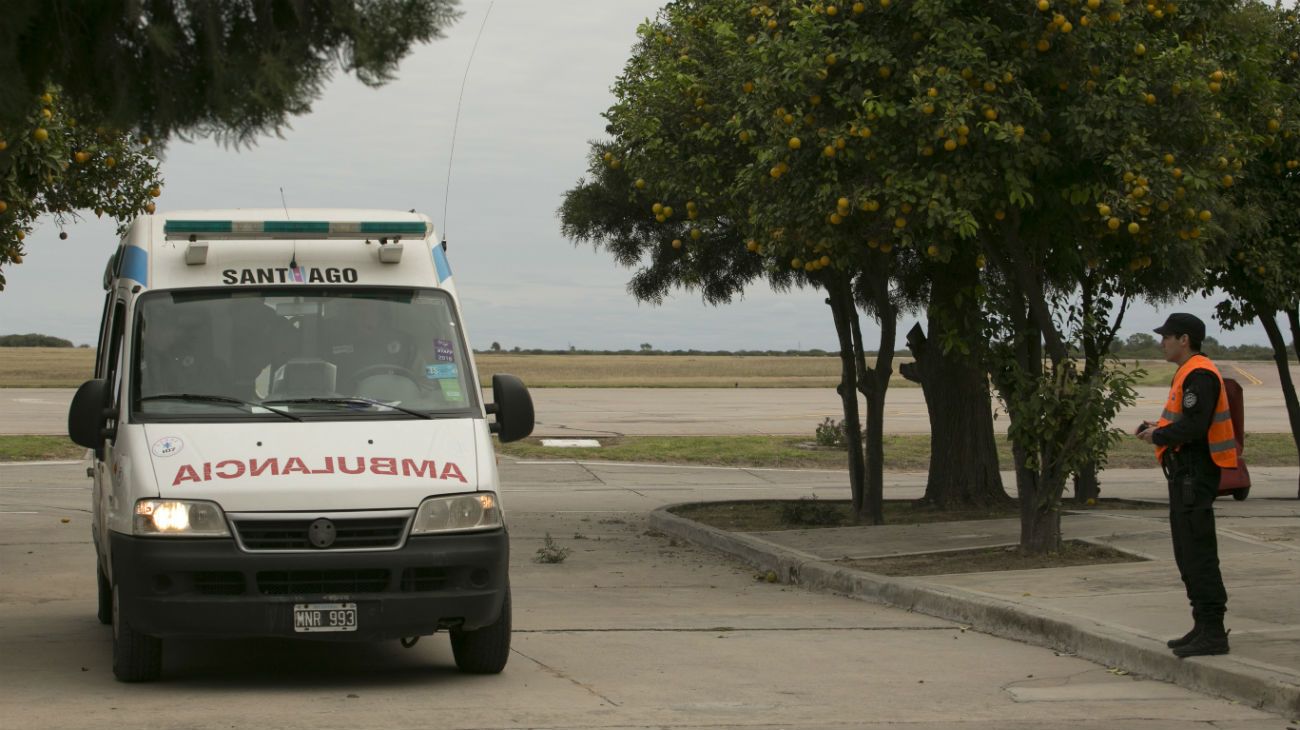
1218, 378, 1251, 499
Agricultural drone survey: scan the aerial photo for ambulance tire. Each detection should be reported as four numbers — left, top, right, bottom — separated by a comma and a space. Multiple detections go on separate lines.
450, 589, 511, 674
96, 562, 112, 625
1231, 487, 1249, 501
112, 584, 162, 682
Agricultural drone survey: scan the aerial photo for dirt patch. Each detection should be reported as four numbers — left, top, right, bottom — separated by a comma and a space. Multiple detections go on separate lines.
839, 540, 1146, 576
669, 498, 1160, 532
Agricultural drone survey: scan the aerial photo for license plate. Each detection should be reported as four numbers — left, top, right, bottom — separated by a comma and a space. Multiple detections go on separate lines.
293, 603, 357, 633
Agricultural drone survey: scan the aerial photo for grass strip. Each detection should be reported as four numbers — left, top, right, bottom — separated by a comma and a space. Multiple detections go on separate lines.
0, 435, 86, 461
498, 432, 1297, 470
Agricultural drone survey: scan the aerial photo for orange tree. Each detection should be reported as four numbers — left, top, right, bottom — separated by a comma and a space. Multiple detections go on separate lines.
0, 90, 160, 290
0, 0, 460, 288
1207, 4, 1300, 497
566, 0, 1265, 550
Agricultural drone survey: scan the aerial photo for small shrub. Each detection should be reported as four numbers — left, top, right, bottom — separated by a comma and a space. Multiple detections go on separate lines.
534, 533, 572, 564
815, 417, 846, 447
780, 496, 846, 527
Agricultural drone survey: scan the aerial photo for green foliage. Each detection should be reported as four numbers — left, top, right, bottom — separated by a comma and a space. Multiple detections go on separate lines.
1206, 5, 1299, 334
0, 88, 161, 289
780, 495, 846, 527
533, 533, 572, 564
815, 416, 848, 448
0, 333, 74, 347
0, 0, 462, 144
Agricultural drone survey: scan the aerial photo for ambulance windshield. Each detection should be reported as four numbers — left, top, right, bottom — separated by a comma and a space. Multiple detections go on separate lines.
131, 288, 478, 420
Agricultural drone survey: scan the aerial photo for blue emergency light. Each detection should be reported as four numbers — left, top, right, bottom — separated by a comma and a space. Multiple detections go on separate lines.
163, 220, 429, 238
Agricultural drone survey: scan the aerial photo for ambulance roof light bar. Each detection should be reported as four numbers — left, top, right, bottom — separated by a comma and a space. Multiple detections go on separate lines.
164, 220, 429, 240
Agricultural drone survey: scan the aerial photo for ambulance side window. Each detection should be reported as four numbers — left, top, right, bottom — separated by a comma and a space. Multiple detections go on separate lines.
93, 291, 113, 377
102, 301, 127, 406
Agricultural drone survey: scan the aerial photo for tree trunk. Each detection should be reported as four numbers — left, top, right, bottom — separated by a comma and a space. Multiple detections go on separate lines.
853, 270, 894, 525
826, 276, 868, 518
1259, 311, 1300, 499
902, 322, 1009, 508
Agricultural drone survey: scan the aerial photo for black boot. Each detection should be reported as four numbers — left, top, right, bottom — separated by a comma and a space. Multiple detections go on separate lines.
1166, 623, 1201, 649
1172, 623, 1230, 657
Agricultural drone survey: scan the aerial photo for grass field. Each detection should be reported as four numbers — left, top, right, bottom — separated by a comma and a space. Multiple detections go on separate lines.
5, 431, 1293, 468
0, 347, 1177, 389
495, 432, 1298, 470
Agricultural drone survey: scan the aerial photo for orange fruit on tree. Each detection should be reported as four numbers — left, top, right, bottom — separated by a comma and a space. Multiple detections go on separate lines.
32, 128, 49, 142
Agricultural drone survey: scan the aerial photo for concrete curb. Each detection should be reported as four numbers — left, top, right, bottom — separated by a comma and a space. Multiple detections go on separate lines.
650, 506, 1300, 719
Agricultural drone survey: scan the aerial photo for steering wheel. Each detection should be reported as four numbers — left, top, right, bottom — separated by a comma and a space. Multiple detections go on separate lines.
347, 363, 421, 387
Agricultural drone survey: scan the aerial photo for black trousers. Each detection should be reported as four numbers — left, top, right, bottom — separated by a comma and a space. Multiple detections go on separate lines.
1166, 457, 1228, 622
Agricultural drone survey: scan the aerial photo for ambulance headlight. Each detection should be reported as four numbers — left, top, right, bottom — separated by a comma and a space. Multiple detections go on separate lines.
134, 499, 230, 537
411, 493, 502, 534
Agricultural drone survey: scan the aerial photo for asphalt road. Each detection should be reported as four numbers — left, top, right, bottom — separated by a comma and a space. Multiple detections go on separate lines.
4, 359, 1297, 437
0, 459, 1285, 729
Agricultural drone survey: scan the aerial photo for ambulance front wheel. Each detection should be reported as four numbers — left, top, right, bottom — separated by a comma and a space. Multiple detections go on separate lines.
112, 584, 162, 682
1231, 487, 1250, 501
450, 589, 511, 674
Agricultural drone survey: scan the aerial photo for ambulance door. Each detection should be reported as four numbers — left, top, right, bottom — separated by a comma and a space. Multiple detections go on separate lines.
93, 297, 127, 561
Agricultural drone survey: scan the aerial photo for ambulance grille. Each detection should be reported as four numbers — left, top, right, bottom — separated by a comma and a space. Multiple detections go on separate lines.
232, 515, 410, 551
192, 571, 246, 595
256, 569, 390, 595
400, 567, 450, 592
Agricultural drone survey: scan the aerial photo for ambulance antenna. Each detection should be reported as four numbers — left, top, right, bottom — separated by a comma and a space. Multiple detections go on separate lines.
281, 186, 297, 268
441, 0, 494, 247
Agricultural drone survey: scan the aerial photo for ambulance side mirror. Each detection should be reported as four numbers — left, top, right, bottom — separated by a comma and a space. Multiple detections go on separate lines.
68, 379, 116, 454
487, 374, 534, 443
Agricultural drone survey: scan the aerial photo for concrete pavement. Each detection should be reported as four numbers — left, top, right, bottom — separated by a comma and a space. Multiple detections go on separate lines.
0, 459, 1293, 728
647, 466, 1300, 718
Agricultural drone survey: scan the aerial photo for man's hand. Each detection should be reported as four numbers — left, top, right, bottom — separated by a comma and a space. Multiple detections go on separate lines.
1135, 420, 1157, 444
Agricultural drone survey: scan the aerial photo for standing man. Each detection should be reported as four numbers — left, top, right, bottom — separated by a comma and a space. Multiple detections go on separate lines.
1136, 313, 1236, 657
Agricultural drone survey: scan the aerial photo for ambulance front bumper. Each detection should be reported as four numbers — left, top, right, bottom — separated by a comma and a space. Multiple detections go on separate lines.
108, 529, 508, 640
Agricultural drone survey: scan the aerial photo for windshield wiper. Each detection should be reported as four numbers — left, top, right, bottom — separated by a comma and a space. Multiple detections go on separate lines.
261, 396, 434, 420
139, 393, 303, 422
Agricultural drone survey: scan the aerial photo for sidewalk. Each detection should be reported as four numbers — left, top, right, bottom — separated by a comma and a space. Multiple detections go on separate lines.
649, 467, 1300, 718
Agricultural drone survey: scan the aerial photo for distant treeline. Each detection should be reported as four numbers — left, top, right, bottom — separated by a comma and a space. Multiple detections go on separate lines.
476, 347, 850, 357
1109, 333, 1281, 361
480, 340, 1283, 359
0, 333, 77, 347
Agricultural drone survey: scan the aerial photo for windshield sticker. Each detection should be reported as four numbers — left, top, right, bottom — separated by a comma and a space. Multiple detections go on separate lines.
332, 344, 354, 355
438, 379, 464, 401
171, 456, 467, 486
151, 437, 184, 458
425, 363, 459, 380
221, 267, 359, 285
434, 339, 455, 362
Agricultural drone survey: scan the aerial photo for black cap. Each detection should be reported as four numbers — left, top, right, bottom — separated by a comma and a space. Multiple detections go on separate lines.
1154, 312, 1205, 341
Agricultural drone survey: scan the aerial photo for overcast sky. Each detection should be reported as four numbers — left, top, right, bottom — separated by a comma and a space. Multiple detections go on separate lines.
0, 0, 1277, 350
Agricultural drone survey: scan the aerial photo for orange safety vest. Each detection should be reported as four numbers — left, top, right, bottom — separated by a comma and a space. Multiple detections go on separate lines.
1155, 353, 1238, 468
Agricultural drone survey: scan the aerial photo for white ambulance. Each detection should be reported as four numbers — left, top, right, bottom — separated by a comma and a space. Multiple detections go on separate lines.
67, 209, 534, 682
